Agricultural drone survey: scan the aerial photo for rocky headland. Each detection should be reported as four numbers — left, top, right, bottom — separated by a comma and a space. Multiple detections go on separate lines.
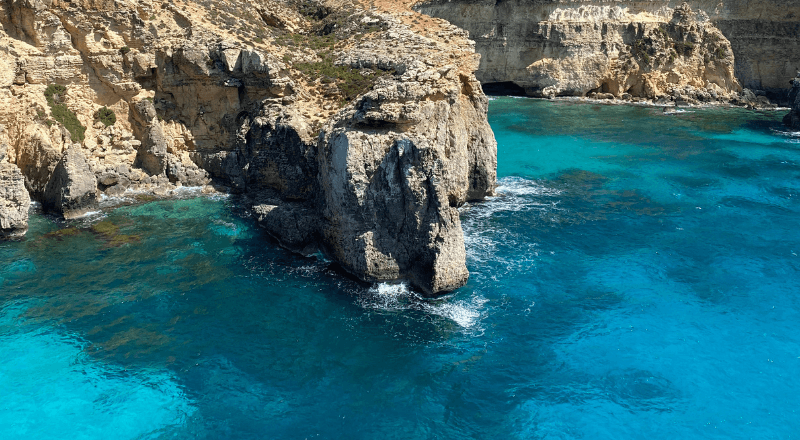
1, 0, 797, 294
0, 0, 497, 295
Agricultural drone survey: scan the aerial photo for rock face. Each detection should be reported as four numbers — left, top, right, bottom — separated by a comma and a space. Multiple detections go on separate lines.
0, 0, 497, 294
417, 0, 800, 101
0, 162, 31, 238
43, 147, 98, 219
316, 28, 496, 294
784, 74, 800, 130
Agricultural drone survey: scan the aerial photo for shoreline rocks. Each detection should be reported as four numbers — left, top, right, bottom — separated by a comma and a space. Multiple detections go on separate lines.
42, 147, 98, 219
0, 162, 31, 238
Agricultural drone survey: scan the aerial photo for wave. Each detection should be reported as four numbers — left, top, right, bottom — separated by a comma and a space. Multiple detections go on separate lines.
358, 282, 486, 329
461, 176, 560, 274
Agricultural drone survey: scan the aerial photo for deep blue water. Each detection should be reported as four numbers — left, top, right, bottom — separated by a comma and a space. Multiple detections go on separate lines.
2, 98, 800, 439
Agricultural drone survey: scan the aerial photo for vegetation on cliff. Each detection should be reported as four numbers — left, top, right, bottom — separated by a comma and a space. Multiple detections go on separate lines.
44, 85, 86, 142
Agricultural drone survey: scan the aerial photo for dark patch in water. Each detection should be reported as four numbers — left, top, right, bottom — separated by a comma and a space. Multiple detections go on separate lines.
718, 196, 791, 214
598, 369, 681, 411
664, 174, 718, 189
719, 163, 759, 179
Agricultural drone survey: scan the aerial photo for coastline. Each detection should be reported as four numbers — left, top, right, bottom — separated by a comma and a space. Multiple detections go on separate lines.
488, 94, 792, 113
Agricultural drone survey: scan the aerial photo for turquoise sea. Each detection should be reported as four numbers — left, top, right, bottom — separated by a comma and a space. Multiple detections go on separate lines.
2, 98, 799, 439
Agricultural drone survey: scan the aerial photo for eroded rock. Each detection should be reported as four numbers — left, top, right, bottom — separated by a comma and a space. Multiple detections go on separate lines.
0, 0, 497, 294
0, 162, 31, 238
783, 74, 800, 130
43, 147, 98, 218
418, 0, 799, 101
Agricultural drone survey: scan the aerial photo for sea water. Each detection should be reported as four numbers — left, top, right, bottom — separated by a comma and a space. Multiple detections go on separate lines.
1, 98, 799, 439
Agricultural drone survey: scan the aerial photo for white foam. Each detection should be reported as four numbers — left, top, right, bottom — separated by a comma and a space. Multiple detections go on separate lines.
460, 176, 555, 277
359, 282, 486, 329
495, 176, 562, 197
71, 210, 104, 219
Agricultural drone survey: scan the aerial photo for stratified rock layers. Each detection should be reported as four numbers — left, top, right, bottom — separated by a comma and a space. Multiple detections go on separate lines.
417, 0, 800, 98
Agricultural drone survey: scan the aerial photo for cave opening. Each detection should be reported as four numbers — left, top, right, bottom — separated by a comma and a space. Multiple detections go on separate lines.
481, 81, 527, 96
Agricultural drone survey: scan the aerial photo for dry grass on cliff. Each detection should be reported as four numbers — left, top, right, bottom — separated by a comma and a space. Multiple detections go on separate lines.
358, 0, 450, 34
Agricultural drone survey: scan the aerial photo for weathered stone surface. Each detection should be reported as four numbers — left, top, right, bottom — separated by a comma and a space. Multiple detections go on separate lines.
136, 120, 168, 176
417, 0, 800, 100
43, 147, 98, 218
316, 21, 496, 294
0, 162, 31, 238
254, 202, 321, 255
784, 75, 800, 129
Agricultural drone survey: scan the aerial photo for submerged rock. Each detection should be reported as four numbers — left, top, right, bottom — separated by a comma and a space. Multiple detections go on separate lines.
43, 147, 98, 219
0, 162, 31, 238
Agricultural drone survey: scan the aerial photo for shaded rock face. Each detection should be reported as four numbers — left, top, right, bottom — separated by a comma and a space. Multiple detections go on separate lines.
784, 75, 800, 130
317, 72, 496, 294
0, 162, 31, 238
43, 147, 98, 219
417, 0, 800, 100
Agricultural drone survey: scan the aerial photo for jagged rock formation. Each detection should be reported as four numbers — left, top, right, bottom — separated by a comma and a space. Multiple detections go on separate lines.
784, 74, 800, 130
0, 0, 497, 294
0, 161, 30, 238
416, 0, 800, 102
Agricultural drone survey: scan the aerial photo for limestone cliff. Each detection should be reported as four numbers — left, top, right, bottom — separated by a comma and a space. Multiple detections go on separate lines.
417, 0, 800, 102
0, 0, 497, 294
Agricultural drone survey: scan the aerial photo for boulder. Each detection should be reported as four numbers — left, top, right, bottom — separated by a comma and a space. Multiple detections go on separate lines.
135, 120, 168, 175
0, 163, 31, 238
254, 202, 320, 255
43, 147, 98, 218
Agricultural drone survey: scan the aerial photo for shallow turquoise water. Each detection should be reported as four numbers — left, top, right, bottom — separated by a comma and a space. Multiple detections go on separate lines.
2, 98, 799, 439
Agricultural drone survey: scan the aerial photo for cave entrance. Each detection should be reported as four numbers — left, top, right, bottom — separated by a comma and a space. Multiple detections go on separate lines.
482, 81, 527, 97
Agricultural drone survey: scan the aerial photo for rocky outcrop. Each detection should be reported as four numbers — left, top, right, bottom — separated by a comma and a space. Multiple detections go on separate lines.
316, 27, 496, 294
0, 162, 30, 238
416, 0, 800, 101
0, 0, 497, 294
784, 74, 800, 130
42, 147, 97, 219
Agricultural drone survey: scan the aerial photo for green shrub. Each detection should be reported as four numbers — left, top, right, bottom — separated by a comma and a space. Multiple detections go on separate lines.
120, 46, 131, 55
44, 84, 67, 106
51, 104, 86, 142
294, 60, 382, 101
43, 84, 86, 142
95, 107, 116, 127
